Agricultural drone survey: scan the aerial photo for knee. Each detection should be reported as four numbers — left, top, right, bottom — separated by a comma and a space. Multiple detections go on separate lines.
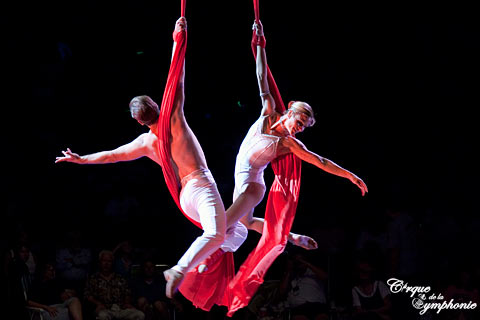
97, 310, 111, 320
153, 300, 168, 312
241, 183, 265, 203
137, 297, 148, 310
67, 296, 81, 306
240, 214, 255, 228
134, 310, 145, 320
205, 231, 225, 244
126, 310, 145, 320
202, 222, 226, 244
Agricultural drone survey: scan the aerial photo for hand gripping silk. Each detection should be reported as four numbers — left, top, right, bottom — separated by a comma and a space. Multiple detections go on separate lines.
225, 1, 303, 315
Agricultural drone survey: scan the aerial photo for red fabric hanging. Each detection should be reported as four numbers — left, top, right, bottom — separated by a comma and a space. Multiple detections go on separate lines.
162, 1, 301, 315
156, 2, 201, 229
179, 249, 235, 311
225, 1, 303, 316
156, 2, 236, 309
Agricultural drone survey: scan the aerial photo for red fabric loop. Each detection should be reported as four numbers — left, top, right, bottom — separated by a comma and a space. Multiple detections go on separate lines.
251, 32, 266, 48
225, 2, 303, 316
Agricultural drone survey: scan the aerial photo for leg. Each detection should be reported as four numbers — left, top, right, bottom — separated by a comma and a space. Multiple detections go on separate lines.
97, 309, 113, 320
152, 300, 170, 320
136, 297, 153, 320
226, 182, 266, 230
117, 308, 145, 320
229, 182, 317, 250
65, 297, 83, 320
136, 297, 149, 311
165, 172, 226, 297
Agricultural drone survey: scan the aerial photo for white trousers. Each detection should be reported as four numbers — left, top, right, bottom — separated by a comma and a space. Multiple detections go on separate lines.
174, 169, 247, 274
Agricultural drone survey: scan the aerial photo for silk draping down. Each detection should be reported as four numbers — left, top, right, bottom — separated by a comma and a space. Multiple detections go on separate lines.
225, 31, 302, 318
155, 5, 236, 308
176, 2, 302, 316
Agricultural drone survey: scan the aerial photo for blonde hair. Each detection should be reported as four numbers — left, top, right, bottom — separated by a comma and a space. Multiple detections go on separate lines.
287, 101, 316, 127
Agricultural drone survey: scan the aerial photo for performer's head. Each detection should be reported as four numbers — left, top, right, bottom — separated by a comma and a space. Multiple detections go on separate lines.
129, 95, 160, 126
282, 101, 316, 135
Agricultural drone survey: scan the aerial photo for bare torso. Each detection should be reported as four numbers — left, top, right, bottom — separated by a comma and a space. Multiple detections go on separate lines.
144, 120, 208, 182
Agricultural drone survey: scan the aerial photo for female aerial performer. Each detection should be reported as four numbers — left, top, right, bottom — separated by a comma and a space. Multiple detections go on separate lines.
225, 19, 368, 248
55, 17, 247, 299
187, 18, 369, 317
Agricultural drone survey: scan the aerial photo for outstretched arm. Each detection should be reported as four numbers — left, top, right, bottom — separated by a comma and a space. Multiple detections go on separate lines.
253, 20, 276, 117
55, 134, 150, 164
283, 137, 368, 196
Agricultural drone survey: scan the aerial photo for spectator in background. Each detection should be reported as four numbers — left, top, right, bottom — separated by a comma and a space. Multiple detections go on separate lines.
351, 258, 391, 320
278, 251, 328, 320
385, 206, 421, 280
84, 250, 144, 320
440, 263, 480, 320
55, 230, 92, 294
4, 229, 37, 277
113, 240, 137, 279
5, 242, 33, 319
355, 210, 388, 276
130, 259, 169, 320
27, 262, 83, 320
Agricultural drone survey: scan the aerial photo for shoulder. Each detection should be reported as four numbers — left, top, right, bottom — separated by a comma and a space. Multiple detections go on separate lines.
132, 132, 158, 150
376, 281, 391, 297
280, 135, 304, 149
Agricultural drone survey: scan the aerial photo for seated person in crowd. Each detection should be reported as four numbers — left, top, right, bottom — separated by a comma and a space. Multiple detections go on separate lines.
55, 230, 92, 294
351, 259, 392, 320
27, 262, 83, 320
113, 240, 137, 280
130, 259, 169, 320
84, 250, 144, 320
279, 251, 329, 320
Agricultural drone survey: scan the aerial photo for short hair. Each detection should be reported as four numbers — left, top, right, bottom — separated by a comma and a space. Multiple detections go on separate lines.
98, 250, 114, 261
287, 101, 316, 127
129, 95, 160, 126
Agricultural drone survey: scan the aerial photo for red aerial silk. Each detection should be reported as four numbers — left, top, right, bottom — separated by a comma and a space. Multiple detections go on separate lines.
156, 2, 200, 229
160, 1, 301, 315
225, 0, 303, 316
155, 2, 236, 309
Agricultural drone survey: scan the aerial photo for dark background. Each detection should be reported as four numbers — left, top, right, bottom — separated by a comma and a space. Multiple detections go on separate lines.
2, 0, 479, 309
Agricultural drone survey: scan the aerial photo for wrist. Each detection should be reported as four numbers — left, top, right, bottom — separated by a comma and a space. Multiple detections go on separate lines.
252, 32, 266, 48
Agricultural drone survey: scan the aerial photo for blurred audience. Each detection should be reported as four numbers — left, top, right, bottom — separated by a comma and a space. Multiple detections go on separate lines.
27, 262, 83, 320
278, 250, 328, 320
130, 259, 169, 320
84, 250, 144, 320
351, 258, 391, 320
55, 230, 92, 295
113, 240, 138, 280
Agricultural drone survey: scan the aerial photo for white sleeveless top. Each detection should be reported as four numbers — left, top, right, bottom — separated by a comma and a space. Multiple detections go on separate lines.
234, 116, 281, 190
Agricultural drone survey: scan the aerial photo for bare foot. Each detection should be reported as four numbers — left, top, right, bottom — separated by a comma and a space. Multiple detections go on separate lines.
289, 233, 318, 250
163, 268, 184, 298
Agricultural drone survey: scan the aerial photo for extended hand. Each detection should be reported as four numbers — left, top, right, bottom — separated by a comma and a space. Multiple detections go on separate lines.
350, 174, 368, 196
55, 148, 83, 163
